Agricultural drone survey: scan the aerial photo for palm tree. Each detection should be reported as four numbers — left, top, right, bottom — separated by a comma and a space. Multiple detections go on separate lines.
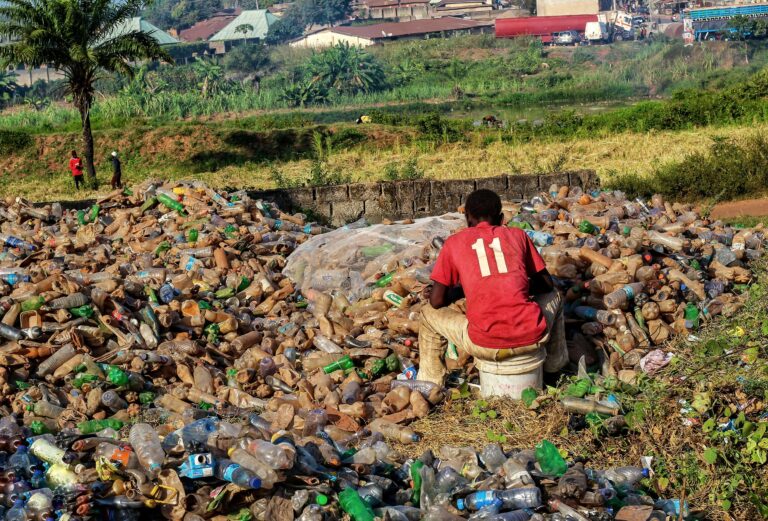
234, 23, 254, 45
307, 42, 384, 96
0, 0, 172, 188
0, 70, 18, 106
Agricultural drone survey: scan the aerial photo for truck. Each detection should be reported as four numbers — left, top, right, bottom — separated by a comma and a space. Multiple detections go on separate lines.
682, 3, 768, 41
495, 14, 598, 43
584, 21, 610, 43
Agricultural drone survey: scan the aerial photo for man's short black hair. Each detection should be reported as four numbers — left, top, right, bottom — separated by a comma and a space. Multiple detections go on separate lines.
465, 189, 502, 220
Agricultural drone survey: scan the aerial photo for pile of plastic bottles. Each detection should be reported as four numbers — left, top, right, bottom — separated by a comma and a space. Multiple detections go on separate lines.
0, 179, 759, 521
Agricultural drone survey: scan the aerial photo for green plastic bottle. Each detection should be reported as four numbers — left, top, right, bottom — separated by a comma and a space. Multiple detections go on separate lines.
70, 305, 94, 318
322, 355, 354, 374
157, 193, 186, 215
89, 204, 100, 222
139, 391, 156, 404
410, 460, 424, 507
236, 277, 251, 292
535, 440, 568, 477
76, 210, 87, 225
21, 296, 45, 312
385, 353, 400, 372
77, 418, 124, 434
104, 365, 130, 387
187, 228, 199, 243
375, 272, 395, 288
338, 487, 375, 521
140, 197, 157, 214
154, 241, 171, 256
369, 359, 386, 378
72, 373, 100, 389
579, 220, 598, 235
29, 421, 49, 435
215, 287, 236, 299
684, 303, 700, 330
224, 224, 238, 238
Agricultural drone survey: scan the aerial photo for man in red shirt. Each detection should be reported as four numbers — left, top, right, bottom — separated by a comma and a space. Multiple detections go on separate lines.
69, 150, 84, 190
417, 189, 567, 386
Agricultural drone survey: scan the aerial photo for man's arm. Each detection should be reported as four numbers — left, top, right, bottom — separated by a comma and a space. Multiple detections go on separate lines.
529, 268, 554, 296
425, 282, 465, 309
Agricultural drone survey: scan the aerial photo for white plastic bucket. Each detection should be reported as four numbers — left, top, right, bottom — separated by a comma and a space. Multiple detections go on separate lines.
476, 347, 546, 399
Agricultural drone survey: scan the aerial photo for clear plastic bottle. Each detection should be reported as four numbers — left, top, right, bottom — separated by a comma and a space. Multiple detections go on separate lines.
238, 437, 295, 469
457, 488, 541, 511
603, 283, 645, 309
128, 423, 165, 477
5, 499, 28, 521
573, 306, 616, 326
480, 444, 506, 473
313, 335, 344, 354
227, 447, 278, 489
502, 457, 534, 488
368, 419, 420, 444
100, 390, 128, 411
214, 459, 261, 489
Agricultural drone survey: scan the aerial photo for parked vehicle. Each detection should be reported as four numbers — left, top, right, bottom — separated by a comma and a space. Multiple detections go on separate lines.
495, 14, 597, 42
552, 30, 581, 45
584, 21, 610, 43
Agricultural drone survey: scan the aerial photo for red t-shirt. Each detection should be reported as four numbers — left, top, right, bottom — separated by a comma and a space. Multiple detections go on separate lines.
430, 223, 548, 349
69, 157, 83, 177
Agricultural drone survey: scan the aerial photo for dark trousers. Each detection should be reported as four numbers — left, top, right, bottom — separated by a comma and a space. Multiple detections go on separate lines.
111, 175, 122, 189
74, 175, 83, 190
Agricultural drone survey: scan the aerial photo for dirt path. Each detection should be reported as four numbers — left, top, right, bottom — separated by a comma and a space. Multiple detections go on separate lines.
710, 198, 768, 220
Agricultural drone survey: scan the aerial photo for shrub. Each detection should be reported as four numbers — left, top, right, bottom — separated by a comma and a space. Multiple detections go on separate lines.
0, 130, 32, 154
607, 134, 768, 201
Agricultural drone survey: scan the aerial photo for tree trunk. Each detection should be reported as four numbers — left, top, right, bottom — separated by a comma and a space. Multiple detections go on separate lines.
79, 105, 97, 189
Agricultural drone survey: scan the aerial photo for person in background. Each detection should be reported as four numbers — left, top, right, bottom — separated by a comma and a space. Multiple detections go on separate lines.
110, 151, 122, 189
69, 150, 84, 190
416, 189, 567, 386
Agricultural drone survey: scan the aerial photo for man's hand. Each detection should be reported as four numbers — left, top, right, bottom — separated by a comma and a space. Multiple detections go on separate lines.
421, 284, 433, 301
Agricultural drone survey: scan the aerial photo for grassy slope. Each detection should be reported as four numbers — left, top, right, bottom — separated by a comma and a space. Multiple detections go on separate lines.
1, 119, 764, 201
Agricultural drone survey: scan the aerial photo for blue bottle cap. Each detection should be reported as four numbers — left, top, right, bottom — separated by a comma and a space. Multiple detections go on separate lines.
249, 477, 262, 489
456, 499, 465, 510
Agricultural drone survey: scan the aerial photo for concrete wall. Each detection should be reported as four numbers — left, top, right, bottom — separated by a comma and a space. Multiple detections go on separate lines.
251, 171, 598, 226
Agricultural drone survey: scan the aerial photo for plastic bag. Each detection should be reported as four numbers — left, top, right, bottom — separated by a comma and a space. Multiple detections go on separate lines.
284, 213, 465, 301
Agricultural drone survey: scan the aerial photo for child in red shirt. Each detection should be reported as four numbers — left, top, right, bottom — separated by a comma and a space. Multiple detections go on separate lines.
417, 189, 567, 386
69, 150, 84, 190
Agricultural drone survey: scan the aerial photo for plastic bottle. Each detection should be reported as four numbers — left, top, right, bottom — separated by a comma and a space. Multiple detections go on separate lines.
457, 489, 541, 511
573, 306, 616, 326
238, 438, 295, 469
214, 459, 262, 488
101, 390, 128, 411
647, 230, 685, 252
303, 409, 329, 436
129, 423, 165, 477
534, 440, 567, 477
603, 283, 645, 309
338, 487, 376, 521
29, 437, 69, 467
561, 396, 619, 415
227, 448, 278, 489
5, 499, 27, 521
502, 457, 534, 488
314, 335, 344, 354
548, 499, 590, 521
323, 355, 354, 373
27, 401, 64, 419
368, 419, 420, 444
684, 303, 700, 330
77, 418, 124, 434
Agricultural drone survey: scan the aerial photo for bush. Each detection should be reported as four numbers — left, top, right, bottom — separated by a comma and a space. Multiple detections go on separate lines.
383, 158, 423, 180
607, 134, 768, 201
0, 130, 32, 154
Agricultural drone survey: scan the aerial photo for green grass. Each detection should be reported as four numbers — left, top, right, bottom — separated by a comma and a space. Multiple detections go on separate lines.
5, 38, 768, 135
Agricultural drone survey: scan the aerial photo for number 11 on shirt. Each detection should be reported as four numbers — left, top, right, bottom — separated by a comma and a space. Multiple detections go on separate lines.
471, 238, 508, 277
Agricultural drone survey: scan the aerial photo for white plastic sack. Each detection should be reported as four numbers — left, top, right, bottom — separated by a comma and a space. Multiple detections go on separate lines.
284, 214, 465, 301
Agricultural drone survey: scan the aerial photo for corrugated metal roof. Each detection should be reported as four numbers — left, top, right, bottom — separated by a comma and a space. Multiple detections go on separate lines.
110, 17, 179, 45
364, 0, 429, 8
209, 10, 278, 41
332, 17, 482, 39
179, 15, 238, 42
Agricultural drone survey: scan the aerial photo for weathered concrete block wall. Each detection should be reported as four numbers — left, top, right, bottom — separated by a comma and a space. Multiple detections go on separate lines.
251, 170, 598, 226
